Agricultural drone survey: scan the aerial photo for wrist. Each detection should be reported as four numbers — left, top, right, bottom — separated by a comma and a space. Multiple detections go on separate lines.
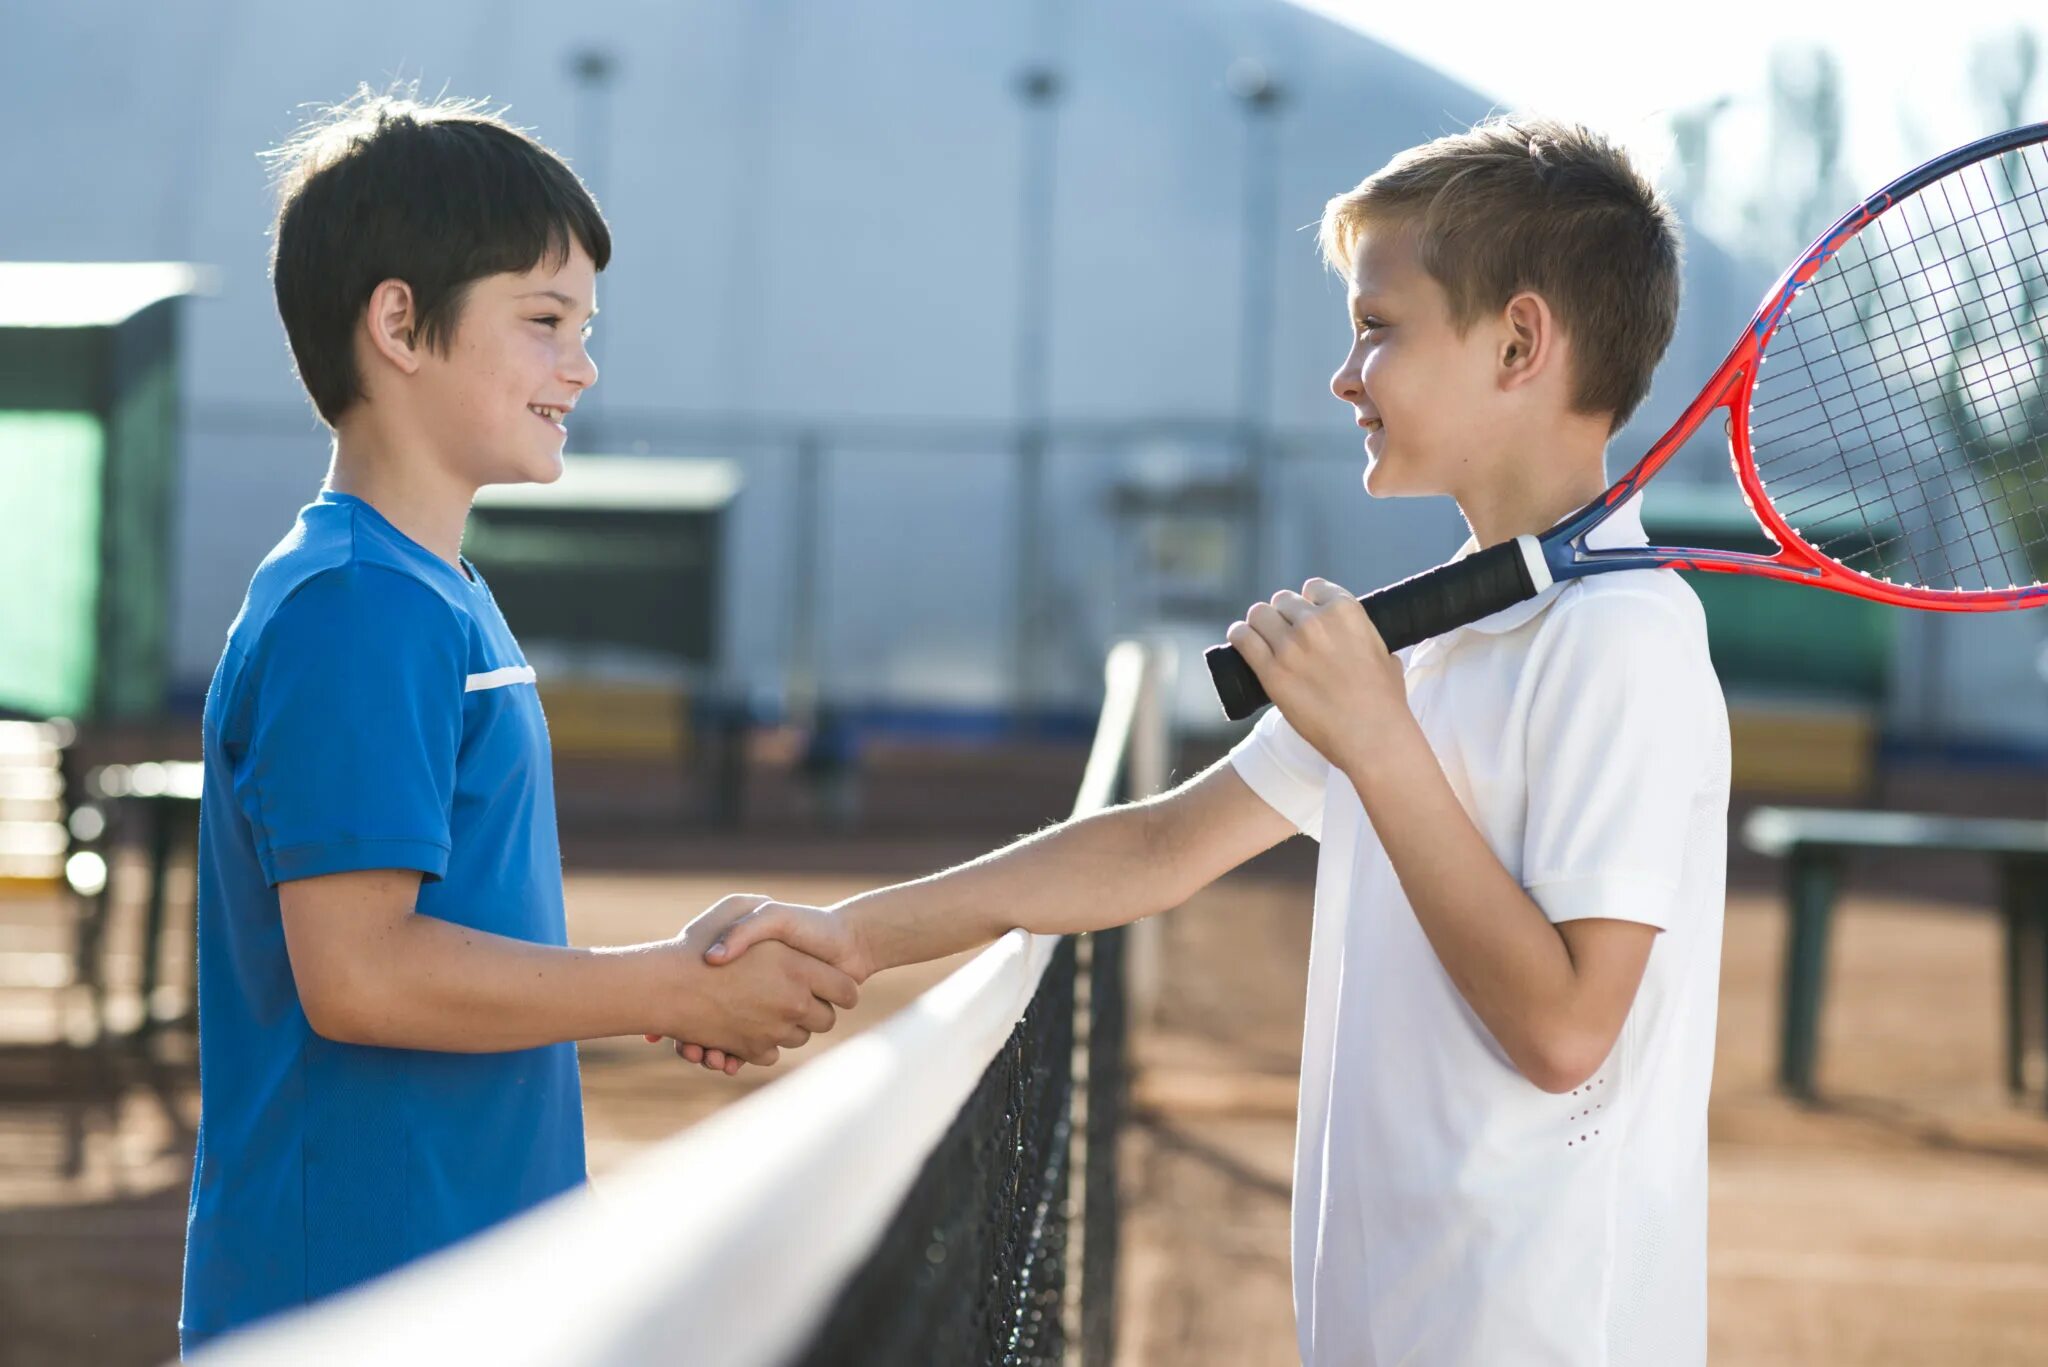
601, 941, 677, 1038
1337, 709, 1426, 797
833, 896, 890, 979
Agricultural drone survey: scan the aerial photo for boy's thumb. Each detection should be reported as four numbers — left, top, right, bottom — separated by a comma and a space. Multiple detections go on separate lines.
706, 905, 777, 964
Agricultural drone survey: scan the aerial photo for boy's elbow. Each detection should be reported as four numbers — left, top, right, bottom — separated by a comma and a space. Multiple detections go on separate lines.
291, 946, 394, 1045
1522, 1029, 1610, 1095
298, 977, 381, 1045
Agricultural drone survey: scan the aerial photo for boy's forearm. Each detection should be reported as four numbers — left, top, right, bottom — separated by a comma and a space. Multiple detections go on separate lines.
835, 803, 1174, 973
1340, 719, 1580, 1077
327, 914, 658, 1052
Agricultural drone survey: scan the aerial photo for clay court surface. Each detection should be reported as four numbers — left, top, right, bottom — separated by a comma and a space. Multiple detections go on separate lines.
4, 747, 2048, 1365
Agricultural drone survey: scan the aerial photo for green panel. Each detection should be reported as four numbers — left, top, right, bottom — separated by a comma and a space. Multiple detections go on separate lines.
464, 505, 723, 670
1645, 501, 1894, 703
98, 342, 177, 717
0, 412, 103, 717
0, 327, 102, 410
1681, 573, 1893, 700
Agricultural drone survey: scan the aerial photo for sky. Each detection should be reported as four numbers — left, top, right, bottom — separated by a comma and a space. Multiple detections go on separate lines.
1289, 0, 2047, 250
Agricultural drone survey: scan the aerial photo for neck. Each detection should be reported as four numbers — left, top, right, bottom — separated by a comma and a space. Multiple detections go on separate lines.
1455, 422, 1612, 549
325, 414, 475, 575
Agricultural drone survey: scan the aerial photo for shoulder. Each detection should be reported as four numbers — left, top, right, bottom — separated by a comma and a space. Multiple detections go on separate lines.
1539, 568, 1709, 664
1516, 571, 1728, 786
248, 499, 472, 627
1521, 569, 1723, 734
253, 558, 468, 670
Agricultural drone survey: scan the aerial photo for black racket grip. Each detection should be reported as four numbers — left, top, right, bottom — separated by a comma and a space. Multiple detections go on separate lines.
1204, 538, 1542, 721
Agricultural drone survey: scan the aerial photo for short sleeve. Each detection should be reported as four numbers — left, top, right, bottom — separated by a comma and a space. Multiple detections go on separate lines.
235, 565, 465, 886
1227, 704, 1332, 842
1520, 591, 1714, 931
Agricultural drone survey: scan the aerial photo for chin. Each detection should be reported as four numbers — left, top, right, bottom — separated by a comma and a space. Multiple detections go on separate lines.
501, 447, 566, 485
1362, 459, 1404, 499
1361, 453, 1442, 500
529, 449, 567, 483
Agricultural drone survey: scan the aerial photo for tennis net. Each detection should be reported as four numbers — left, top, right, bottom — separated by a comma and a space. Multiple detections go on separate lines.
194, 640, 1166, 1367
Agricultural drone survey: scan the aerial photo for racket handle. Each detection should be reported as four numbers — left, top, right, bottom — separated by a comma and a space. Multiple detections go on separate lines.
1203, 538, 1544, 721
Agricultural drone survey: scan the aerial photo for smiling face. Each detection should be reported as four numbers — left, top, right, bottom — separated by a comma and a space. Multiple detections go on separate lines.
1329, 224, 1509, 500
406, 241, 600, 488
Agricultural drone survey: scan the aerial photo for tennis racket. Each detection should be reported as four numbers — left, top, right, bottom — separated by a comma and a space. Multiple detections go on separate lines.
1207, 121, 2048, 721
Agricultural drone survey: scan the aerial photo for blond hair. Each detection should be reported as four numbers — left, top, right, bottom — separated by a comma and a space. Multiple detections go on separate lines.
1321, 116, 1681, 433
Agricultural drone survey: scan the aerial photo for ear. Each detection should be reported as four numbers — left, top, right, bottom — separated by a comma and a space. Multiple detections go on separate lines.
1497, 290, 1555, 394
362, 278, 424, 377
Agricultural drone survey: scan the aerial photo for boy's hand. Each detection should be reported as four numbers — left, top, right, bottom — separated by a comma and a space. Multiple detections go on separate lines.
638, 893, 860, 1070
1226, 578, 1408, 774
644, 893, 762, 1074
705, 902, 876, 983
663, 901, 875, 1074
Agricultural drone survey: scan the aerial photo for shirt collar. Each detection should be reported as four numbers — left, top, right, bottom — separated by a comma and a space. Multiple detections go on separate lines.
1436, 491, 1648, 640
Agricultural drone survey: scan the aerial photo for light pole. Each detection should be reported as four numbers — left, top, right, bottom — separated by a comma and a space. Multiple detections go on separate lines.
1228, 58, 1285, 609
568, 48, 617, 450
1012, 61, 1062, 728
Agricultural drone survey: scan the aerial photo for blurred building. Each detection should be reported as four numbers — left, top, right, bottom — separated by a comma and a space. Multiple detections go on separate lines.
5, 0, 2039, 757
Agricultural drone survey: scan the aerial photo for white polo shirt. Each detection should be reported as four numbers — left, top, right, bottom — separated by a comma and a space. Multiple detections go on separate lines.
1229, 496, 1730, 1367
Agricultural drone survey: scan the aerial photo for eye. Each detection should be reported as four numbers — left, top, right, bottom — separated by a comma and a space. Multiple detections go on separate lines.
531, 315, 561, 328
1356, 317, 1388, 340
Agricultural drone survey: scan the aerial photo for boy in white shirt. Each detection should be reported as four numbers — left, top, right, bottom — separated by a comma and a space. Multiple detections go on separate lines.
695, 115, 1729, 1366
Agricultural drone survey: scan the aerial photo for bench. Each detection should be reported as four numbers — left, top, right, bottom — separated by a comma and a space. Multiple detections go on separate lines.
1740, 805, 2048, 1107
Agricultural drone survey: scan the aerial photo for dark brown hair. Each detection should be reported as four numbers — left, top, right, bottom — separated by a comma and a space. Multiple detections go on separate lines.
1321, 115, 1682, 433
264, 87, 611, 426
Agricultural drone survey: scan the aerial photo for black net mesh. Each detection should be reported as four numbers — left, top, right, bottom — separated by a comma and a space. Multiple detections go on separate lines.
1075, 925, 1126, 1363
790, 929, 1124, 1367
1748, 135, 2048, 592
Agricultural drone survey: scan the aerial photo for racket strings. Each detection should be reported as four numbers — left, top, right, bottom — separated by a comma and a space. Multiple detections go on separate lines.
1754, 153, 2048, 409
1753, 153, 2048, 379
1746, 138, 2048, 593
1750, 251, 2048, 439
1765, 288, 2046, 574
1751, 180, 2048, 446
1859, 163, 2048, 591
1759, 321, 2048, 474
1762, 322, 2048, 512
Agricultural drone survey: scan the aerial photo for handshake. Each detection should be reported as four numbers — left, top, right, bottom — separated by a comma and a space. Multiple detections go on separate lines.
639, 893, 873, 1075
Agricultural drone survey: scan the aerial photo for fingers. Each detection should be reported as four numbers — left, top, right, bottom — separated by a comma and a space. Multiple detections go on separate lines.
1226, 614, 1276, 673
801, 958, 861, 1011
667, 1040, 739, 1075
704, 904, 785, 964
1238, 579, 1374, 666
799, 996, 838, 1035
1245, 599, 1292, 650
1266, 588, 1313, 624
680, 892, 776, 953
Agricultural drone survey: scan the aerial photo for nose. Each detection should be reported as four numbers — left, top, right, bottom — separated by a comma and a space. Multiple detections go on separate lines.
565, 337, 599, 391
1331, 351, 1363, 404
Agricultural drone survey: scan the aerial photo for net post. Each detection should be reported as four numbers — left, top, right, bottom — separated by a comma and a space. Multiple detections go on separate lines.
1060, 639, 1166, 1367
1124, 638, 1175, 1027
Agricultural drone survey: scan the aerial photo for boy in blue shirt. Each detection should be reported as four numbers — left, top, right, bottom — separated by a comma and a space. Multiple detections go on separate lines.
180, 91, 859, 1351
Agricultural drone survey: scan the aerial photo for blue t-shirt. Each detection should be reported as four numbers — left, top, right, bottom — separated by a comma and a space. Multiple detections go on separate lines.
180, 490, 585, 1352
